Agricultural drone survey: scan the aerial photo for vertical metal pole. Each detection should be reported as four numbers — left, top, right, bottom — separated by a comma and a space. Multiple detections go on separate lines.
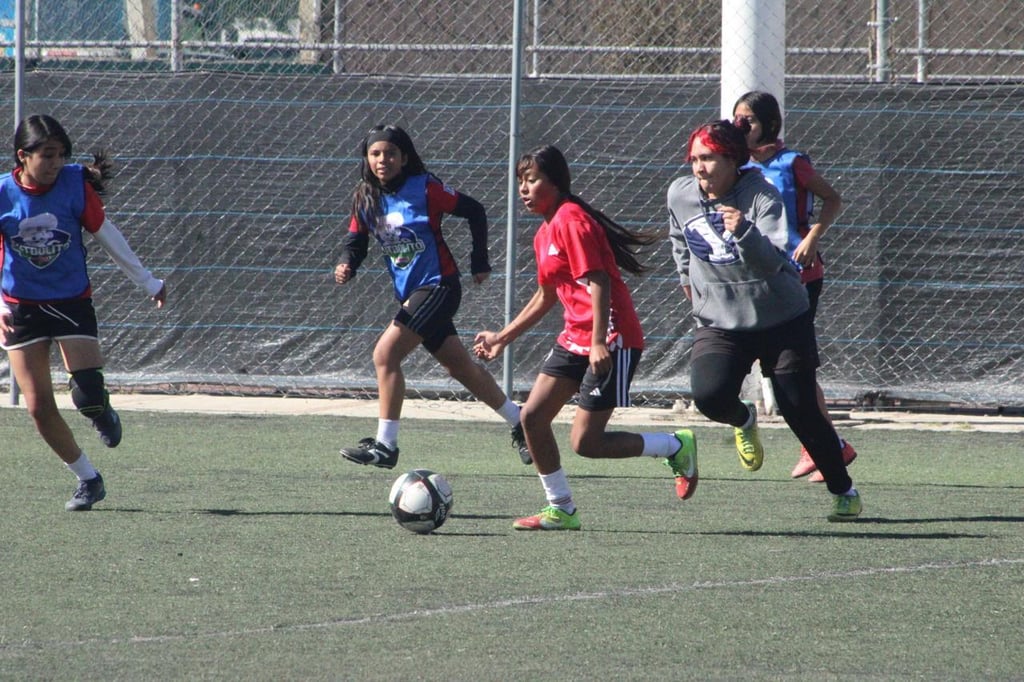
333, 0, 343, 74
10, 0, 24, 405
530, 0, 539, 77
916, 0, 929, 83
875, 0, 891, 82
502, 0, 525, 397
720, 0, 786, 123
170, 0, 182, 72
14, 0, 23, 125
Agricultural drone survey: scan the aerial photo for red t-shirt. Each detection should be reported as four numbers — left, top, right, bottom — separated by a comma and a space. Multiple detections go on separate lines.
533, 200, 643, 355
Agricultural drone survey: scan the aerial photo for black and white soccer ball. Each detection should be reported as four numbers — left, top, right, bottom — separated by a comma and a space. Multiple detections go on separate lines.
388, 469, 453, 534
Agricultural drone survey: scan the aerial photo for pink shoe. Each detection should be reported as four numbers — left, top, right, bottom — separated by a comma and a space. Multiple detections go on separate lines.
790, 446, 816, 478
808, 441, 858, 482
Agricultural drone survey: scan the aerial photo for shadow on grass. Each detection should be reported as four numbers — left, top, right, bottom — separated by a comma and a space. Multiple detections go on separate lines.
691, 529, 988, 539
857, 514, 1024, 524
95, 508, 393, 517
96, 508, 518, 524
578, 527, 987, 539
490, 472, 1024, 492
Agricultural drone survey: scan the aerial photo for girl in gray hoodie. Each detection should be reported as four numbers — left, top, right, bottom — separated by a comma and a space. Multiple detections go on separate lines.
667, 119, 861, 521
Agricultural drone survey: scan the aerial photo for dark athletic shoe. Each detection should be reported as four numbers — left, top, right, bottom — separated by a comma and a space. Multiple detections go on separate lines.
65, 473, 106, 511
340, 437, 399, 469
510, 423, 533, 465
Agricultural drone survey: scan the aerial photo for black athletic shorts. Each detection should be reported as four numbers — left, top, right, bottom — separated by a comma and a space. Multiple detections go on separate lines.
539, 343, 642, 411
805, 278, 823, 322
690, 310, 819, 376
1, 299, 99, 350
394, 280, 462, 354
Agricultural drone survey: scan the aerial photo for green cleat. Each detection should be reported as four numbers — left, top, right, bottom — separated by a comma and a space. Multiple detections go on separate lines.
734, 400, 764, 472
513, 505, 581, 531
664, 429, 698, 499
828, 491, 863, 522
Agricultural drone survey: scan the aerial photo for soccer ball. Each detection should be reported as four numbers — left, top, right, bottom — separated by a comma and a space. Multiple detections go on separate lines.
388, 469, 453, 534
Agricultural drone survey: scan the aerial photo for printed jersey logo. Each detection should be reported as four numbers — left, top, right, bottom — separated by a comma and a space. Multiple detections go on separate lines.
11, 213, 71, 268
683, 212, 739, 265
376, 211, 425, 270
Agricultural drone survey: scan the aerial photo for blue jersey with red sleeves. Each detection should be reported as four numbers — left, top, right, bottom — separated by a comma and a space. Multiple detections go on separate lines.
349, 173, 463, 302
0, 164, 104, 302
746, 148, 824, 284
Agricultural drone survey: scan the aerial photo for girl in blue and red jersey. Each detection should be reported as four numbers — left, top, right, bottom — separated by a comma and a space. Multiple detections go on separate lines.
733, 91, 857, 483
0, 114, 167, 511
334, 124, 529, 469
474, 145, 696, 531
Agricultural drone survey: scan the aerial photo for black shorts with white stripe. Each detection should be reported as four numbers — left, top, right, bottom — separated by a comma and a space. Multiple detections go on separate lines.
540, 343, 642, 412
394, 278, 462, 354
1, 298, 99, 350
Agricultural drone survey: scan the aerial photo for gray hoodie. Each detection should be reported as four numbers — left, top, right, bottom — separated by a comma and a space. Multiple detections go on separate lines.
667, 169, 808, 331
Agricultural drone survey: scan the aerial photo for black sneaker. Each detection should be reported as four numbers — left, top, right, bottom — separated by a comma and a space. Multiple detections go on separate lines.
65, 473, 106, 511
340, 437, 399, 469
92, 406, 122, 448
510, 423, 532, 465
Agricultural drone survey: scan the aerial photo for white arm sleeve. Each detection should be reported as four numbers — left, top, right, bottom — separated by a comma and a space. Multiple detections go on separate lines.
91, 218, 164, 297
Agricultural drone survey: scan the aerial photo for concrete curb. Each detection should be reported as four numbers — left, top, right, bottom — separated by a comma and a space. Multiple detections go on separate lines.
5, 392, 1022, 433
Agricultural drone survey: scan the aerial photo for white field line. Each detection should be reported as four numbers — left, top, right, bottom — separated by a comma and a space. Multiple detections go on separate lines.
4, 557, 1022, 651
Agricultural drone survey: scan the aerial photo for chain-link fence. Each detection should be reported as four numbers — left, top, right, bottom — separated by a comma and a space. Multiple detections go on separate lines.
2, 0, 1022, 409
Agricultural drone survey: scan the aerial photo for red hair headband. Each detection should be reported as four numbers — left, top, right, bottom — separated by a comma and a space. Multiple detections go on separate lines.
685, 120, 750, 167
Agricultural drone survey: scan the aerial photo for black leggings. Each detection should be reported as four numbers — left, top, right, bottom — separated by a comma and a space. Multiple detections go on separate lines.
690, 352, 852, 495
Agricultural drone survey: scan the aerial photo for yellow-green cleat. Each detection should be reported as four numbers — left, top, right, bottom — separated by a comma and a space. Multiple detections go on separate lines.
734, 400, 764, 472
828, 490, 863, 522
513, 505, 581, 531
664, 429, 698, 499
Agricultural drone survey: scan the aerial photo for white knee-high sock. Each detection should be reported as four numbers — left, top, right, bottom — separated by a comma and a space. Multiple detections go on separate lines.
539, 468, 574, 511
640, 432, 682, 457
376, 419, 400, 449
66, 451, 98, 481
493, 399, 521, 427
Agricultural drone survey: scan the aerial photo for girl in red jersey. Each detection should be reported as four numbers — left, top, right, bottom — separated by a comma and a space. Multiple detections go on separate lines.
474, 145, 696, 531
0, 115, 167, 511
335, 125, 530, 469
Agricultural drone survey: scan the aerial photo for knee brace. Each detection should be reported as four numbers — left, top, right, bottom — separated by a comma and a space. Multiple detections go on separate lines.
69, 368, 109, 420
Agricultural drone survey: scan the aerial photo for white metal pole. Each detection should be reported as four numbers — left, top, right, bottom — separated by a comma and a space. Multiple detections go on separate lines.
722, 0, 786, 414
720, 0, 786, 127
169, 0, 182, 72
503, 0, 525, 397
530, 0, 539, 77
333, 0, 343, 74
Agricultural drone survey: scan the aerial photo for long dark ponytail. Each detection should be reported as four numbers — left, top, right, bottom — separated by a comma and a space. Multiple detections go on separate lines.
516, 145, 658, 275
14, 114, 112, 193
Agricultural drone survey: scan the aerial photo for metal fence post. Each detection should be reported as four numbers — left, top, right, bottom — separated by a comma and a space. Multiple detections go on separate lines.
503, 0, 525, 398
